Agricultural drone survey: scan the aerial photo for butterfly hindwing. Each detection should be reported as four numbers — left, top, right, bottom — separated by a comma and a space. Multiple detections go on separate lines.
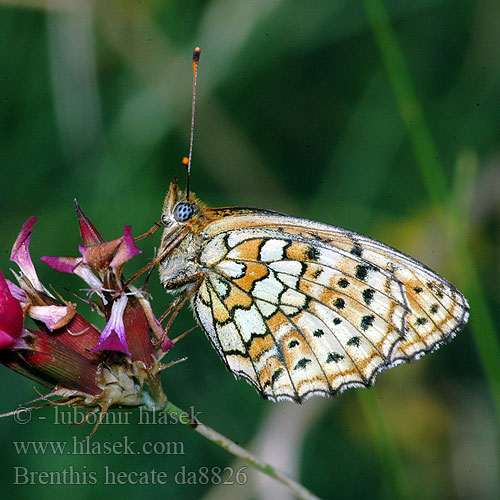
297, 226, 470, 363
191, 212, 468, 402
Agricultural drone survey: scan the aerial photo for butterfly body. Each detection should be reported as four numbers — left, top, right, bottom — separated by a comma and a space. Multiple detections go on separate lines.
158, 179, 469, 402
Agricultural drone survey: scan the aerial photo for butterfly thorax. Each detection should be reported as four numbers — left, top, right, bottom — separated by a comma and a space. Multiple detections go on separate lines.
158, 230, 202, 291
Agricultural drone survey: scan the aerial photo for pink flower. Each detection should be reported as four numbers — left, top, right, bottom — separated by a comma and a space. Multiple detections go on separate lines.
0, 205, 172, 414
41, 204, 160, 361
92, 294, 131, 355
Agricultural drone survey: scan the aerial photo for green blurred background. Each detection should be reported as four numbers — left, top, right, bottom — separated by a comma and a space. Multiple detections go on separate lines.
0, 1, 499, 499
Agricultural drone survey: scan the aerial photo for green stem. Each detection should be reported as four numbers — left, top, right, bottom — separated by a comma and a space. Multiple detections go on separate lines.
160, 401, 322, 500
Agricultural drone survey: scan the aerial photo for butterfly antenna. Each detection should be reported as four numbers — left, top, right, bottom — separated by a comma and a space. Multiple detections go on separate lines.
185, 46, 201, 201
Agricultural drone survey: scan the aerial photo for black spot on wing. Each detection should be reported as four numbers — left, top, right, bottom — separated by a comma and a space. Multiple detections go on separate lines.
275, 342, 286, 365
355, 265, 369, 281
362, 288, 375, 305
272, 368, 284, 383
347, 336, 360, 347
334, 298, 345, 309
326, 352, 344, 363
360, 315, 375, 331
294, 358, 312, 370
350, 244, 363, 257
311, 267, 322, 279
306, 245, 320, 261
337, 278, 349, 288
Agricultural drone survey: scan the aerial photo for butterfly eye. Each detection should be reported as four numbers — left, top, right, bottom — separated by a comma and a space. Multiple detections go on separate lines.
173, 202, 195, 223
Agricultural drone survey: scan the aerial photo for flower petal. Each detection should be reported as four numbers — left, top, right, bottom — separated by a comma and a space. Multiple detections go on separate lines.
110, 225, 142, 277
121, 295, 156, 365
10, 217, 44, 291
6, 279, 27, 305
41, 256, 83, 274
92, 294, 130, 355
72, 263, 107, 304
130, 289, 174, 353
2, 329, 101, 395
29, 304, 76, 331
0, 330, 22, 350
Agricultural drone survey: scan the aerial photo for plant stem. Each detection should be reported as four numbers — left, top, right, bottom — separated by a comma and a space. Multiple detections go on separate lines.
160, 401, 322, 500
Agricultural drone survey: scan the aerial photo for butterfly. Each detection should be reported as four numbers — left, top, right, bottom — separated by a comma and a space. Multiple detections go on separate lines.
156, 176, 469, 402
150, 47, 468, 402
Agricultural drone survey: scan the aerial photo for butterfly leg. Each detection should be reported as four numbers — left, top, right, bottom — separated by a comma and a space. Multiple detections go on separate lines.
133, 221, 162, 241
116, 227, 191, 296
159, 293, 185, 323
155, 272, 205, 348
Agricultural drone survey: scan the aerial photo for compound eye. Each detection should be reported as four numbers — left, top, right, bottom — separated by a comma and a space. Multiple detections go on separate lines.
173, 202, 194, 223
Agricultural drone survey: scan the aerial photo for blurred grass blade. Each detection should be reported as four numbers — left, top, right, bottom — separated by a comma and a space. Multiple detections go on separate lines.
363, 0, 500, 419
358, 390, 414, 500
362, 0, 448, 207
450, 152, 500, 419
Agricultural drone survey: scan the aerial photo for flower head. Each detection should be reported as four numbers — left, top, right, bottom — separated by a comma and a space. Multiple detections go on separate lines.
0, 206, 177, 422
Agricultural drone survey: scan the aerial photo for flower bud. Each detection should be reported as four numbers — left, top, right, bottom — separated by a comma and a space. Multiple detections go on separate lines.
0, 271, 24, 350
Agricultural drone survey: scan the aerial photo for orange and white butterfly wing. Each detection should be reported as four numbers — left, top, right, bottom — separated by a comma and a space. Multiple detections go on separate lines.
192, 211, 469, 402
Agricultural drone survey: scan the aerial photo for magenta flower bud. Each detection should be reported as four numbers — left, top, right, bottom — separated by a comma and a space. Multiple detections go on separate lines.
122, 295, 156, 365
0, 271, 24, 350
2, 330, 101, 395
1, 206, 171, 413
48, 312, 102, 361
74, 200, 103, 246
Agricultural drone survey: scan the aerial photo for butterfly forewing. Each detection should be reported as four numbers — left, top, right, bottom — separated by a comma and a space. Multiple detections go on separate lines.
190, 211, 469, 402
